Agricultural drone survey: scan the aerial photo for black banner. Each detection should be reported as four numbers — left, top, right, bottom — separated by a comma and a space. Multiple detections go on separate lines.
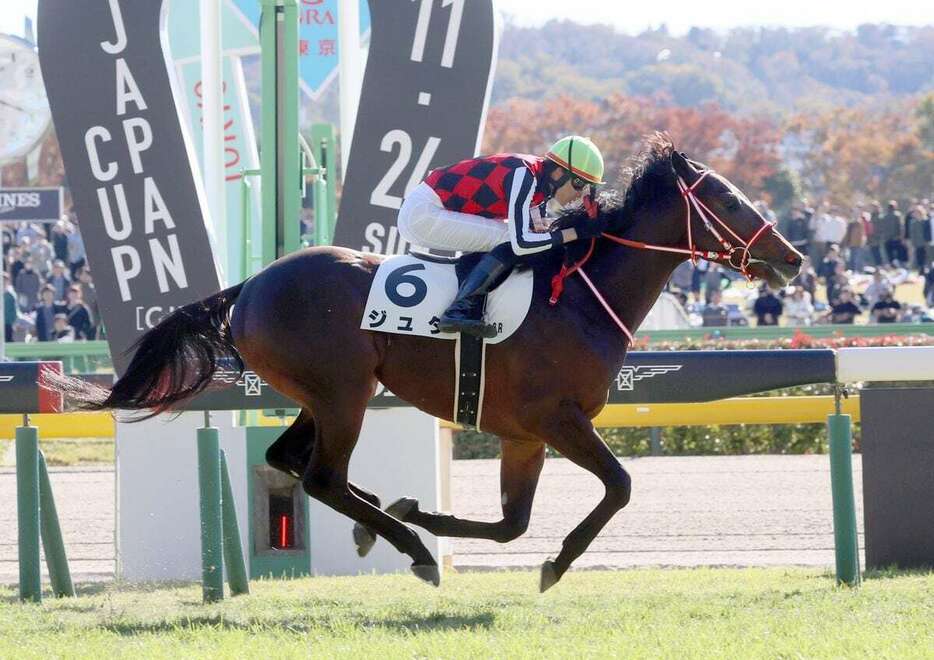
38, 0, 221, 375
333, 0, 497, 254
608, 350, 837, 404
0, 187, 63, 222
0, 362, 63, 414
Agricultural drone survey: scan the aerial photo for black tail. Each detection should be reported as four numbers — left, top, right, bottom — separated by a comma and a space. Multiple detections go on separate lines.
47, 282, 246, 418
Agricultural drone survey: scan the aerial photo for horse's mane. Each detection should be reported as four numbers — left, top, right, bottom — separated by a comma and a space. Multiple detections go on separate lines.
534, 133, 676, 270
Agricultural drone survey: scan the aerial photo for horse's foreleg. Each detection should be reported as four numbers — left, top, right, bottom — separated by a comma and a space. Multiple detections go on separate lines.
302, 396, 440, 585
538, 402, 631, 593
398, 437, 545, 542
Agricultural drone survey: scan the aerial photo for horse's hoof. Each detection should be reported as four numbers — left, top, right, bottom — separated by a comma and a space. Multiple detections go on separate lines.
540, 559, 561, 593
385, 497, 418, 521
352, 523, 377, 557
411, 563, 441, 587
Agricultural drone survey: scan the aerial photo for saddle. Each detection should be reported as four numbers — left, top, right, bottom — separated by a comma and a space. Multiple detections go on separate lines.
360, 252, 534, 429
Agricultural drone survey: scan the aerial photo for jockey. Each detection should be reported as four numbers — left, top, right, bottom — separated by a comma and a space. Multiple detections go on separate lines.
397, 135, 606, 338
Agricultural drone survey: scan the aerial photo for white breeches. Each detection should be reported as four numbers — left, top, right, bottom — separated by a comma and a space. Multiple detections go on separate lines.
397, 182, 509, 253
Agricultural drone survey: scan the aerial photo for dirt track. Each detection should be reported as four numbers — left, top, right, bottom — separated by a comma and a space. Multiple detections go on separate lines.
0, 455, 864, 582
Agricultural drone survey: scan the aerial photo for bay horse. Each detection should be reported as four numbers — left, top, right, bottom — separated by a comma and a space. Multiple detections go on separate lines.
54, 135, 802, 591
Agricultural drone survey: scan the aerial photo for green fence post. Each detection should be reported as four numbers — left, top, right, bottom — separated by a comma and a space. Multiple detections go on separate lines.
198, 415, 224, 603
16, 419, 41, 602
828, 403, 861, 586
220, 451, 250, 596
38, 452, 75, 598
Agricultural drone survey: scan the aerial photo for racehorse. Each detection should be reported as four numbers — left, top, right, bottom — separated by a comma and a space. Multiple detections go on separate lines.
51, 134, 802, 591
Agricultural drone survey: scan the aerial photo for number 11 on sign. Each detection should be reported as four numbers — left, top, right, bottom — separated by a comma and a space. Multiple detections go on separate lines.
410, 0, 465, 67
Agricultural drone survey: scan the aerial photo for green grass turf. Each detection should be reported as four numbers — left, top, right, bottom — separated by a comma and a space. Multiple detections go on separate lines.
0, 437, 114, 467
1, 568, 932, 659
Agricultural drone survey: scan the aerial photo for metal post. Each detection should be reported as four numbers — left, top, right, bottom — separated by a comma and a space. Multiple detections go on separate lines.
338, 0, 361, 180
38, 452, 75, 598
16, 418, 41, 602
220, 450, 250, 596
201, 0, 227, 279
828, 386, 860, 586
197, 412, 224, 602
313, 173, 329, 246
260, 0, 301, 265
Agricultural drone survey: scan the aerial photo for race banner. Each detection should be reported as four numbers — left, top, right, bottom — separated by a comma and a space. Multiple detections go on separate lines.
333, 0, 498, 255
38, 0, 222, 375
230, 0, 371, 100
0, 187, 62, 222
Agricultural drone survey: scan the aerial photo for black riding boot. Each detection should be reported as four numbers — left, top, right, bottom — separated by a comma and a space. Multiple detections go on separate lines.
439, 252, 509, 338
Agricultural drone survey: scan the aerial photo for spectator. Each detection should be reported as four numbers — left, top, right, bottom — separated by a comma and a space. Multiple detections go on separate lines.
867, 200, 884, 266
2, 226, 15, 263
906, 201, 931, 273
669, 260, 693, 294
48, 259, 71, 300
52, 313, 75, 342
753, 286, 783, 326
784, 286, 815, 326
811, 202, 847, 258
14, 257, 41, 311
15, 222, 43, 245
782, 202, 811, 256
842, 209, 868, 272
817, 245, 844, 300
76, 267, 99, 330
878, 200, 905, 265
703, 263, 730, 303
65, 220, 87, 277
28, 237, 54, 276
792, 256, 818, 301
871, 290, 902, 324
3, 272, 16, 342
8, 245, 26, 283
828, 289, 861, 324
33, 285, 66, 342
702, 289, 728, 327
754, 200, 777, 225
64, 285, 94, 340
826, 261, 850, 306
863, 270, 892, 309
924, 261, 934, 307
50, 217, 70, 263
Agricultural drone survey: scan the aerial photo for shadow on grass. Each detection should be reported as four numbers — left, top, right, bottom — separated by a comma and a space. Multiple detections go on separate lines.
862, 566, 934, 581
360, 611, 495, 633
99, 610, 496, 637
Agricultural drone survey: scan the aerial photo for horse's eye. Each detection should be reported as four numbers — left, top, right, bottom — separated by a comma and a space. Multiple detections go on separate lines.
724, 195, 740, 210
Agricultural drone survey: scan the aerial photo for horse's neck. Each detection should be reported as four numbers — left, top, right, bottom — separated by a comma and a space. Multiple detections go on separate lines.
588, 200, 686, 341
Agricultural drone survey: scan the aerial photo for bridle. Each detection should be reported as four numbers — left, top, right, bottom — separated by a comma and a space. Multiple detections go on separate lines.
549, 166, 776, 343
601, 168, 775, 281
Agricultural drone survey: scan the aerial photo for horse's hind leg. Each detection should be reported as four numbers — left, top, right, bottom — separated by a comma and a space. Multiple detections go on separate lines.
302, 391, 440, 585
388, 437, 545, 543
267, 408, 382, 556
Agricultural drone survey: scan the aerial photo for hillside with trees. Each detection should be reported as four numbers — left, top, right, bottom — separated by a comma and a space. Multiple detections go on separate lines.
483, 21, 934, 208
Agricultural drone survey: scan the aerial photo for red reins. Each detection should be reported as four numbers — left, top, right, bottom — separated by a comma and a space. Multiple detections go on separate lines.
549, 168, 775, 342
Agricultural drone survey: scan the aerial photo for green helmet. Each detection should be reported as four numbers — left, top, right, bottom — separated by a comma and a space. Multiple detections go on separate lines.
545, 135, 605, 185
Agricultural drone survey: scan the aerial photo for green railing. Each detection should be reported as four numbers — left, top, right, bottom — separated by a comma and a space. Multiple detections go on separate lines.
3, 341, 113, 374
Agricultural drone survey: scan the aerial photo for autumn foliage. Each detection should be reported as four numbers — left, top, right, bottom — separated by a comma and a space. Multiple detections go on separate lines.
482, 91, 934, 209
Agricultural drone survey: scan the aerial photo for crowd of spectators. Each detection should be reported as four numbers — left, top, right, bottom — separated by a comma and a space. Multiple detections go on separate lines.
668, 197, 934, 327
2, 215, 100, 343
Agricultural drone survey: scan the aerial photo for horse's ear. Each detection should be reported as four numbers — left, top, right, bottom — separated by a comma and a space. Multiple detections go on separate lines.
671, 150, 699, 178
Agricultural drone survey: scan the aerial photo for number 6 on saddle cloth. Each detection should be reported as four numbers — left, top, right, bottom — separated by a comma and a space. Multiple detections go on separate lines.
360, 249, 533, 427
361, 250, 532, 343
